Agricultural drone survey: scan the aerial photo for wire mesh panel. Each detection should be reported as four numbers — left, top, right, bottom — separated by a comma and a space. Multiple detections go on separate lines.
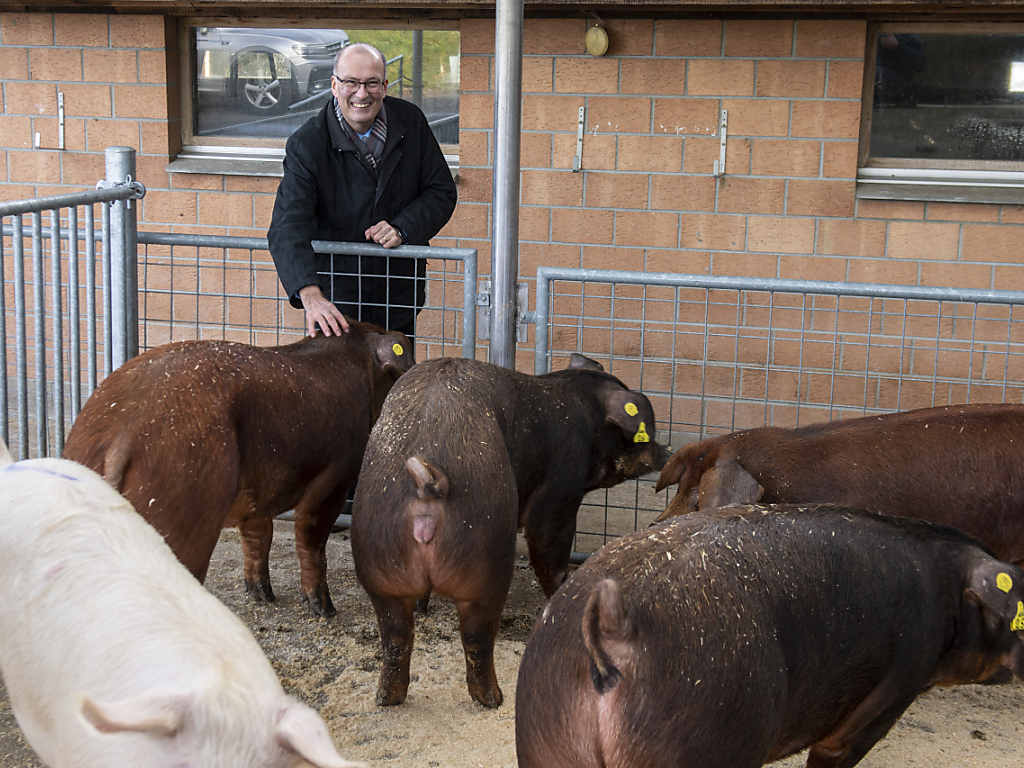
534, 268, 1024, 555
137, 234, 478, 362
1, 195, 137, 460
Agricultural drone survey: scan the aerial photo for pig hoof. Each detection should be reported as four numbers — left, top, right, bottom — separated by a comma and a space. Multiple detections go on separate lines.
376, 686, 408, 706
416, 596, 430, 613
244, 579, 276, 603
301, 591, 337, 619
470, 686, 503, 709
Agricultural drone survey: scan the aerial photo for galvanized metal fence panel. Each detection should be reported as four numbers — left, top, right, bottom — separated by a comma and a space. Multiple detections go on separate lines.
0, 181, 144, 460
136, 234, 479, 361
2, 204, 478, 460
533, 267, 1024, 556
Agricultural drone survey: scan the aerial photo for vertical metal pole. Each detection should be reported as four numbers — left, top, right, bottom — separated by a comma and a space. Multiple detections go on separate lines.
411, 30, 424, 108
31, 212, 46, 457
50, 209, 65, 453
490, 0, 524, 370
106, 146, 139, 369
13, 216, 28, 459
101, 202, 113, 377
67, 206, 81, 416
85, 204, 97, 396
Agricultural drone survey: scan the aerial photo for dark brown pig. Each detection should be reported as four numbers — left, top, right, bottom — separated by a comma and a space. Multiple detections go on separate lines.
654, 404, 1024, 567
62, 321, 414, 617
350, 354, 669, 708
516, 503, 1024, 768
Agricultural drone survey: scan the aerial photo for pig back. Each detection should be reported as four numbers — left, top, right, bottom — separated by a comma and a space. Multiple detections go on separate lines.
517, 504, 1021, 768
0, 457, 287, 764
721, 405, 1024, 564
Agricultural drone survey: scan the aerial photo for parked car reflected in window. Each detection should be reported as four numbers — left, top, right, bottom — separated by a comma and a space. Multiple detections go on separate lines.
188, 25, 459, 153
195, 27, 349, 121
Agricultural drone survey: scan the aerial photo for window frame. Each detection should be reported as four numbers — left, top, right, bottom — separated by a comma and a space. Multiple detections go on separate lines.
857, 21, 1024, 204
171, 17, 461, 178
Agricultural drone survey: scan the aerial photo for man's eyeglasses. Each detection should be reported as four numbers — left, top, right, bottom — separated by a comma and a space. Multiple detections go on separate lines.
333, 77, 386, 95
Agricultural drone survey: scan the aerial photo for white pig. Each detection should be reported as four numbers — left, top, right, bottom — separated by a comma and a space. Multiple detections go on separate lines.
0, 441, 362, 768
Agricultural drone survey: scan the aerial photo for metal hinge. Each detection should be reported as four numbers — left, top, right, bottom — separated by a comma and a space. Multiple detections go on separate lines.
477, 281, 530, 342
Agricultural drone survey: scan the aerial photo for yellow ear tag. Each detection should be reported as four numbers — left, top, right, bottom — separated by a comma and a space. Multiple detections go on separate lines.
392, 343, 404, 356
1012, 601, 1024, 632
998, 572, 1013, 593
624, 402, 639, 417
633, 421, 650, 444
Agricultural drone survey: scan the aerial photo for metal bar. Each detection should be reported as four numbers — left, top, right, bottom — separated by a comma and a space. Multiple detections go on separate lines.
106, 146, 134, 369
50, 209, 65, 453
68, 206, 81, 417
101, 202, 112, 377
490, 0, 525, 370
535, 267, 1024, 307
31, 212, 46, 457
12, 216, 28, 459
85, 205, 97, 395
0, 184, 141, 217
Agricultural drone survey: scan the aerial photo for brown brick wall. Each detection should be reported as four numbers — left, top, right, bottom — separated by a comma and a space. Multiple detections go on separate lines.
2, 12, 1023, 362
459, 16, 1024, 308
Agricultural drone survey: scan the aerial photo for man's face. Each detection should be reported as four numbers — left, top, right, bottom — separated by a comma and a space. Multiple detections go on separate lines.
331, 48, 387, 134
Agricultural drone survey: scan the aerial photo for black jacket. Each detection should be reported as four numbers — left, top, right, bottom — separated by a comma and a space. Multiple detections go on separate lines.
267, 97, 458, 333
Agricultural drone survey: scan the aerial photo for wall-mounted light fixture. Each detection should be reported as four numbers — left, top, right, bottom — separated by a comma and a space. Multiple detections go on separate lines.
585, 20, 609, 56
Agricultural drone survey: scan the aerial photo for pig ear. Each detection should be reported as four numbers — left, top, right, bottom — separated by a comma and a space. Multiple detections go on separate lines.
78, 690, 187, 737
697, 459, 763, 510
655, 446, 689, 493
275, 703, 365, 768
375, 333, 415, 378
966, 561, 1024, 631
603, 387, 653, 445
567, 353, 603, 371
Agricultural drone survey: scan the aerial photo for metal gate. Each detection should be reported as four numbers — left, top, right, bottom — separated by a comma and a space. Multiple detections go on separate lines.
533, 266, 1024, 555
2, 188, 478, 460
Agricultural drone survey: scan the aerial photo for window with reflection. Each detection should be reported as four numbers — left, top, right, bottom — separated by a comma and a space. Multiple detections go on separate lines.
867, 29, 1024, 163
860, 24, 1024, 201
185, 24, 460, 158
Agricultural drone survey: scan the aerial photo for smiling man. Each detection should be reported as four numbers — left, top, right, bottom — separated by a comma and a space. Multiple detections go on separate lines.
268, 42, 458, 339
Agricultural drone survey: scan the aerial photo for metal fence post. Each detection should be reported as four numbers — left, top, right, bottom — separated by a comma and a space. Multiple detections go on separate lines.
105, 146, 139, 369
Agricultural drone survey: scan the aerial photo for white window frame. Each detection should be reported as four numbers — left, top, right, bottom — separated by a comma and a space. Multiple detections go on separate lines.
857, 21, 1024, 204
171, 17, 460, 177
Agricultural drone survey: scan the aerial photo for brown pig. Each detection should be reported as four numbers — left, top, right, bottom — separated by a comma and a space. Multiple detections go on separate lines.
654, 404, 1024, 567
516, 503, 1024, 768
350, 354, 669, 708
62, 321, 414, 617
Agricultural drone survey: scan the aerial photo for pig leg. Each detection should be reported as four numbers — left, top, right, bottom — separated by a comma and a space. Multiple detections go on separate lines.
805, 678, 919, 768
524, 500, 578, 597
455, 598, 505, 708
368, 594, 417, 706
240, 516, 276, 602
293, 500, 339, 618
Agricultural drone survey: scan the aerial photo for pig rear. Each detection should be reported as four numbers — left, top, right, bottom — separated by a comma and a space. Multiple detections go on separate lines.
352, 354, 668, 709
0, 442, 361, 768
516, 504, 1024, 768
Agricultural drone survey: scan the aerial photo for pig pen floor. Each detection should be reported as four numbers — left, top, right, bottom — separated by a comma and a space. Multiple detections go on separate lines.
2, 520, 1024, 768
